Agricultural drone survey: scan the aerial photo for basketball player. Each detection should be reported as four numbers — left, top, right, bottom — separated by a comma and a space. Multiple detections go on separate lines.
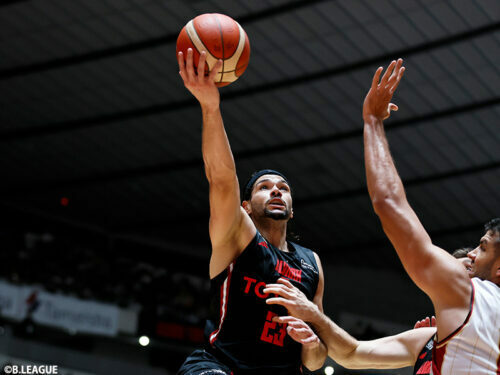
175, 48, 327, 375
362, 58, 500, 374
266, 60, 500, 374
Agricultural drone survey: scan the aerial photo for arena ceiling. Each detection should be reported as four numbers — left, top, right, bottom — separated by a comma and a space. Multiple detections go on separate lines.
1, 0, 499, 272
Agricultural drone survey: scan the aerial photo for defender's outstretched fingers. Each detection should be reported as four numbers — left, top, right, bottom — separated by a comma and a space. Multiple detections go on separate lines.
277, 277, 295, 288
272, 316, 297, 324
266, 297, 290, 308
371, 67, 383, 89
380, 60, 396, 86
389, 66, 405, 94
263, 285, 293, 299
301, 335, 319, 344
388, 58, 403, 84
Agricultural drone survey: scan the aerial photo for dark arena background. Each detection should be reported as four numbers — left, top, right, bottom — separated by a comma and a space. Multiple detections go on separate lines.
0, 1, 499, 374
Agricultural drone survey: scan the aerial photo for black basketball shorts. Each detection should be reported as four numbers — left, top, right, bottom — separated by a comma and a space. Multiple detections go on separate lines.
177, 349, 233, 375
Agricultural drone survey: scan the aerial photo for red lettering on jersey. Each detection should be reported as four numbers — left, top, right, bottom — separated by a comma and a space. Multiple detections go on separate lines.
255, 281, 269, 298
243, 276, 256, 294
275, 260, 302, 282
258, 241, 268, 248
260, 311, 286, 347
416, 361, 431, 374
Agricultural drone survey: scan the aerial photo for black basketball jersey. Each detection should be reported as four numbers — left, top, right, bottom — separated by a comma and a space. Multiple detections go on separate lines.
413, 336, 433, 375
204, 231, 320, 374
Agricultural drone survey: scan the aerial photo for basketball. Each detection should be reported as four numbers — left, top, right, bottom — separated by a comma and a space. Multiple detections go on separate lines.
176, 13, 251, 87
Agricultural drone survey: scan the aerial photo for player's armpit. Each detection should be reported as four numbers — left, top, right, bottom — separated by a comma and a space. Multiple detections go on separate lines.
375, 201, 470, 311
209, 202, 256, 278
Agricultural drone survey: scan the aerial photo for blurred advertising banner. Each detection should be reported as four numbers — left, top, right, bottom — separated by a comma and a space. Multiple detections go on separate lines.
30, 291, 120, 336
0, 281, 24, 321
0, 280, 127, 336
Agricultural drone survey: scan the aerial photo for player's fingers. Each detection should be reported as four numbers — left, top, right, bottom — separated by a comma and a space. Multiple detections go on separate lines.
287, 327, 310, 337
431, 316, 436, 327
277, 278, 295, 289
197, 51, 207, 81
272, 316, 297, 324
177, 51, 186, 72
263, 286, 293, 298
285, 319, 307, 328
389, 103, 398, 112
389, 66, 405, 94
209, 59, 223, 82
266, 297, 290, 307
381, 60, 396, 86
371, 67, 383, 89
186, 48, 195, 80
388, 58, 403, 83
301, 335, 319, 344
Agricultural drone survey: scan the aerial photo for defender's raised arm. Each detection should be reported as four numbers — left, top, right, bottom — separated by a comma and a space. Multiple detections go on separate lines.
362, 59, 470, 339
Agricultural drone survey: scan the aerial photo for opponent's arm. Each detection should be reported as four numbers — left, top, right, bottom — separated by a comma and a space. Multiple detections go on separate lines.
178, 49, 255, 278
362, 59, 470, 336
265, 281, 434, 369
300, 253, 327, 370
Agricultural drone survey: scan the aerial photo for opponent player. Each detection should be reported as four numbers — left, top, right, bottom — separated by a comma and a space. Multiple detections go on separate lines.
175, 48, 327, 375
265, 60, 499, 374
362, 58, 499, 374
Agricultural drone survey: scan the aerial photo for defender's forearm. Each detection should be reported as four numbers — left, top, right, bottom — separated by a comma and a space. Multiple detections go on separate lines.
363, 116, 406, 210
309, 312, 359, 364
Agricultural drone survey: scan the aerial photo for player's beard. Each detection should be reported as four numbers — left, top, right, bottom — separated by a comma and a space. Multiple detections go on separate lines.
264, 207, 291, 221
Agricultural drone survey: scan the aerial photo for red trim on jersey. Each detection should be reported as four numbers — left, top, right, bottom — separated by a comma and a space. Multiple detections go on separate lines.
496, 338, 499, 375
432, 280, 475, 373
209, 262, 234, 345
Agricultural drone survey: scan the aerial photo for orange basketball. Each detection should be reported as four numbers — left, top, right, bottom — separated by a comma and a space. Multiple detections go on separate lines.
176, 13, 250, 87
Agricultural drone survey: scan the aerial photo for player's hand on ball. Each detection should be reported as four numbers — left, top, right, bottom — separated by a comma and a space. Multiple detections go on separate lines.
264, 278, 320, 322
177, 48, 222, 110
363, 58, 405, 122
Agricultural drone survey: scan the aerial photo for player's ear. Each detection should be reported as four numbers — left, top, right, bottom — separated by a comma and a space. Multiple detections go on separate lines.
242, 200, 252, 215
290, 208, 294, 219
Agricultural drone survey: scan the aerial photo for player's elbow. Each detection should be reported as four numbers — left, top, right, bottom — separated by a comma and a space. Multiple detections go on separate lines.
371, 194, 401, 218
205, 164, 237, 186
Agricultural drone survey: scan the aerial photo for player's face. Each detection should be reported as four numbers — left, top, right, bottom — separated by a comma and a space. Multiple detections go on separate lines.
467, 230, 500, 282
249, 174, 293, 221
458, 257, 473, 278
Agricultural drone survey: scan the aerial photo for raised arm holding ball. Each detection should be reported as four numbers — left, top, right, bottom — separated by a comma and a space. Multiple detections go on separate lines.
175, 14, 327, 375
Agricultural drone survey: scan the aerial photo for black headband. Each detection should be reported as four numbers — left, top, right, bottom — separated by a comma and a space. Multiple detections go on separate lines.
242, 169, 290, 201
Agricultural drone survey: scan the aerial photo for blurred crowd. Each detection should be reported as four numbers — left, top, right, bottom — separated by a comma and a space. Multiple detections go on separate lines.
0, 230, 209, 327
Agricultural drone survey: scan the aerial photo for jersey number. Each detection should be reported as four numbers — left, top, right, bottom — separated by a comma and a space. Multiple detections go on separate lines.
260, 311, 286, 347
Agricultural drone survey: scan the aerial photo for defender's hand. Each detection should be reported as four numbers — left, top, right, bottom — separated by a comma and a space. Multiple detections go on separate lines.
264, 278, 320, 323
279, 316, 321, 349
178, 48, 223, 111
414, 316, 436, 329
363, 58, 405, 123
